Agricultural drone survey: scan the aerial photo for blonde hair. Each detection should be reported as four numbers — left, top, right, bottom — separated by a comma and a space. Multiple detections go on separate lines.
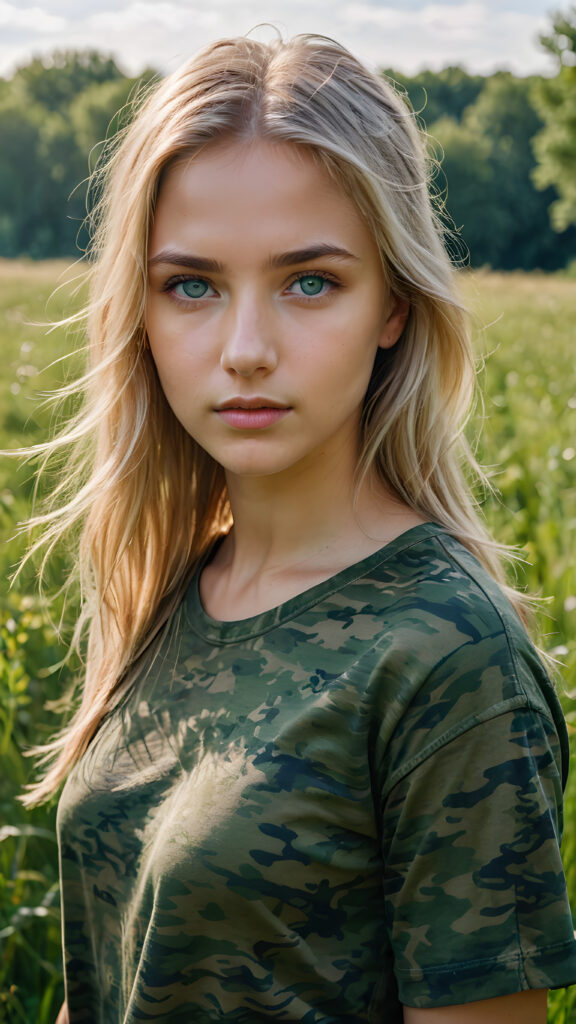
21, 33, 522, 805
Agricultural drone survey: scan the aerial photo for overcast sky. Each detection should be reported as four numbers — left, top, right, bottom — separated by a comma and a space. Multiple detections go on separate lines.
0, 0, 562, 79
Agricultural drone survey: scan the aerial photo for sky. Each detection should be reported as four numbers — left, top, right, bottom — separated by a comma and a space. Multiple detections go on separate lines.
0, 0, 562, 79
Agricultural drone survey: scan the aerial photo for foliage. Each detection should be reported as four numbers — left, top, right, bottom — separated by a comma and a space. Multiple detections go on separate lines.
0, 262, 575, 1020
0, 261, 82, 1022
0, 14, 576, 270
383, 65, 485, 124
385, 23, 576, 270
463, 272, 576, 1024
430, 115, 499, 266
398, 68, 576, 271
10, 50, 125, 112
0, 52, 156, 260
532, 7, 576, 231
0, 595, 70, 1023
69, 76, 155, 164
0, 104, 43, 259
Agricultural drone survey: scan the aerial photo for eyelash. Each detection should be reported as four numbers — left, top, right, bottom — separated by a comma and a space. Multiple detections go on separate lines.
285, 271, 340, 299
163, 276, 217, 304
162, 271, 341, 305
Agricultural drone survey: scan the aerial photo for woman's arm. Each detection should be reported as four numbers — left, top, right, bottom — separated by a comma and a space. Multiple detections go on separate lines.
55, 1002, 69, 1024
404, 989, 548, 1023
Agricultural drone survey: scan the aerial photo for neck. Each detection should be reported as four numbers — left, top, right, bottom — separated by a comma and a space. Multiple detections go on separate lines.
217, 443, 421, 584
199, 437, 426, 620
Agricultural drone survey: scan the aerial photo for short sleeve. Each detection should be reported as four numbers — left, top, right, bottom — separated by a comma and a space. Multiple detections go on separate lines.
378, 707, 576, 1008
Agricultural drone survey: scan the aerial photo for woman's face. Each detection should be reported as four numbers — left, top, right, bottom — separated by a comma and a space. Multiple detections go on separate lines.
146, 138, 407, 484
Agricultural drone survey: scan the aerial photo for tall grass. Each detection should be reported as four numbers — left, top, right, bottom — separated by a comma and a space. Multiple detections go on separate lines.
462, 270, 576, 1024
0, 260, 81, 1022
0, 262, 574, 1021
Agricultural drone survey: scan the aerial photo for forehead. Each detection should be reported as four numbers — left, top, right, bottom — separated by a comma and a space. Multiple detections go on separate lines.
158, 138, 340, 204
150, 138, 378, 258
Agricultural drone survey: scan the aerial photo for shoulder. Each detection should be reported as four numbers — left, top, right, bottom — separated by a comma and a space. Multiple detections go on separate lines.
357, 524, 530, 653
350, 526, 567, 787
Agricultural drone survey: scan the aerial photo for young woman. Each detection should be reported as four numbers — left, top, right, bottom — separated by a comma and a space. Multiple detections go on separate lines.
25, 33, 575, 1024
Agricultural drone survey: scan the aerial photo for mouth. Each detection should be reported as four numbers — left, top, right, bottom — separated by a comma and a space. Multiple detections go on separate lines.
216, 397, 290, 411
215, 398, 291, 430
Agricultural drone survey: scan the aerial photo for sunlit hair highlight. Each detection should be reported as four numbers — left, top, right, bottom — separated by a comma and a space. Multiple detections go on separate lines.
20, 32, 524, 805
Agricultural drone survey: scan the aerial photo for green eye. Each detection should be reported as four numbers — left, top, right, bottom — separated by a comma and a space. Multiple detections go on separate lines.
298, 275, 326, 296
175, 279, 211, 299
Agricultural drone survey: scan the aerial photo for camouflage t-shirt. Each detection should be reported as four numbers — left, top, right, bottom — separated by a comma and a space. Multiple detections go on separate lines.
57, 523, 576, 1023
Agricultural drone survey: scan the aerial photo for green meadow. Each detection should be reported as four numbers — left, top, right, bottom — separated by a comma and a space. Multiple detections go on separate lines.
0, 261, 575, 1021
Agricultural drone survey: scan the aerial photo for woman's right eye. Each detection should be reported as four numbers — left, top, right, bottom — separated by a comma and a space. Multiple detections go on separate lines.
170, 277, 216, 300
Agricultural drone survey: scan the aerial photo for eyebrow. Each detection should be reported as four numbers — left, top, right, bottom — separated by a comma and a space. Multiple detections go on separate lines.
147, 243, 360, 272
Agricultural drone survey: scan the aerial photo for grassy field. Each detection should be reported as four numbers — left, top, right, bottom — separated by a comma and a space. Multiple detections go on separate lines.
0, 261, 575, 1021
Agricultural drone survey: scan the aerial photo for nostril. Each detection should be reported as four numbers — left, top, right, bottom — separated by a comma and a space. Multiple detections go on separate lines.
220, 336, 278, 376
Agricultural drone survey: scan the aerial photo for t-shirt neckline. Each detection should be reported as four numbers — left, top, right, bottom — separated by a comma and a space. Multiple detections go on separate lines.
185, 521, 446, 645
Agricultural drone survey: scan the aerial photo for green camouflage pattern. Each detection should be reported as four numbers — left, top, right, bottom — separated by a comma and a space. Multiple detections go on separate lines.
57, 523, 576, 1022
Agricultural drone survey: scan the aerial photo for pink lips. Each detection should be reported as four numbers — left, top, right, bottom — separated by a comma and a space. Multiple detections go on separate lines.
216, 399, 291, 430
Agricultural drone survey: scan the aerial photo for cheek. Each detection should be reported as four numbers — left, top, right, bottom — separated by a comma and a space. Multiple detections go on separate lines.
146, 314, 205, 397
317, 312, 384, 388
147, 349, 198, 426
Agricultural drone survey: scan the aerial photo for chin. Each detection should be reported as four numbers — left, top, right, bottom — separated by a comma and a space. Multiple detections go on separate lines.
198, 439, 300, 478
212, 449, 308, 480
220, 461, 295, 479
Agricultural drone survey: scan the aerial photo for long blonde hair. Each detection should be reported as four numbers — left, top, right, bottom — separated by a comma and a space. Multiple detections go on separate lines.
20, 33, 521, 805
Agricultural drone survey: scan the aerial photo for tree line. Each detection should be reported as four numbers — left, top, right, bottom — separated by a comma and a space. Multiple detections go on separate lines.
0, 8, 575, 270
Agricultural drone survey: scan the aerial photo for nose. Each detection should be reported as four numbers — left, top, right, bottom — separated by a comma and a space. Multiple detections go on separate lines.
220, 292, 278, 378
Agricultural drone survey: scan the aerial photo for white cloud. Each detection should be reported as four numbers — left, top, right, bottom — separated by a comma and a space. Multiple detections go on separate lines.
14, 0, 102, 11
87, 1, 220, 33
0, 0, 557, 78
341, 1, 538, 40
337, 1, 551, 73
0, 0, 65, 32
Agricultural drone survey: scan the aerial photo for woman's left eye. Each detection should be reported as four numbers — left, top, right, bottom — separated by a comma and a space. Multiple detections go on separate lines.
286, 274, 335, 298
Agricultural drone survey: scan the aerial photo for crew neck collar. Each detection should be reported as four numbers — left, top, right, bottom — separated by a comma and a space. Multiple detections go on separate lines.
185, 522, 446, 645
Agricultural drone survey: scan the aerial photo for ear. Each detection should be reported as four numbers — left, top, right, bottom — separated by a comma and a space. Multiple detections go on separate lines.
378, 295, 410, 350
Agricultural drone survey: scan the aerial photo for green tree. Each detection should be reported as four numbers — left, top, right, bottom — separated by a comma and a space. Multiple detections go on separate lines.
0, 100, 42, 257
429, 115, 508, 267
428, 72, 576, 269
532, 7, 576, 230
462, 72, 576, 269
0, 52, 156, 258
35, 111, 88, 256
0, 94, 89, 258
383, 66, 485, 126
69, 71, 157, 166
10, 50, 125, 112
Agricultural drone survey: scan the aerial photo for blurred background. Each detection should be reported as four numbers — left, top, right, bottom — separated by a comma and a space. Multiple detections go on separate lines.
1, 2, 575, 1021
0, 0, 576, 268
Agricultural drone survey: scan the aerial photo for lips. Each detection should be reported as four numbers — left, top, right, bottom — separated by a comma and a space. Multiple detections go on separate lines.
216, 397, 290, 411
215, 398, 291, 430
